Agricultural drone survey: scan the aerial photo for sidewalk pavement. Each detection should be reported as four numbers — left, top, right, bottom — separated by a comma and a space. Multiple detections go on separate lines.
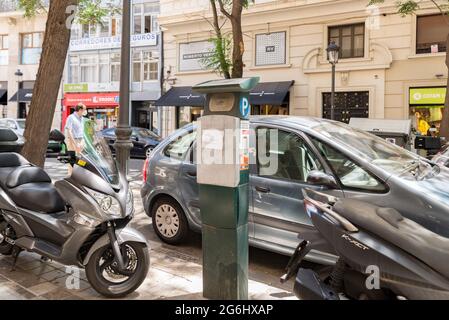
0, 159, 296, 300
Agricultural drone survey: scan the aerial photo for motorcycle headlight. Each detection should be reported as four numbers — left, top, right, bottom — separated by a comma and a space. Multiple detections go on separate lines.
86, 187, 122, 217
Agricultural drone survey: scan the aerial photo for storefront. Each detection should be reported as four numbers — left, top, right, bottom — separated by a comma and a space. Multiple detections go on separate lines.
155, 82, 294, 130
9, 87, 34, 119
63, 92, 119, 131
131, 100, 159, 131
409, 87, 446, 135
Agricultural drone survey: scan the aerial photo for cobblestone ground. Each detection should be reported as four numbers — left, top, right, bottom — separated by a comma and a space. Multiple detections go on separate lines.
0, 158, 296, 300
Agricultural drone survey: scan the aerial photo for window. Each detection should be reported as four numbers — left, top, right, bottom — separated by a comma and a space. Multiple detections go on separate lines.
99, 53, 110, 83
133, 50, 159, 82
133, 2, 159, 34
255, 31, 286, 66
328, 23, 365, 59
111, 17, 122, 36
143, 51, 159, 80
0, 35, 8, 65
80, 55, 98, 83
68, 55, 80, 83
417, 14, 448, 54
164, 130, 197, 160
99, 19, 110, 37
311, 137, 386, 192
111, 53, 121, 82
21, 32, 43, 64
256, 128, 323, 182
133, 52, 142, 82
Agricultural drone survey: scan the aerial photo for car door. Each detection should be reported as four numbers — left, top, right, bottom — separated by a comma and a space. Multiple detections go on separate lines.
178, 136, 255, 238
251, 125, 344, 254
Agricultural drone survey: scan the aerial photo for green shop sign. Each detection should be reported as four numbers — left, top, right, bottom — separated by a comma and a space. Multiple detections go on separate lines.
64, 83, 88, 93
410, 87, 446, 105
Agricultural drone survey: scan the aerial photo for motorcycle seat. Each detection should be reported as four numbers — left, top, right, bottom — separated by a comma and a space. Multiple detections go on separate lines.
0, 153, 65, 213
333, 199, 449, 279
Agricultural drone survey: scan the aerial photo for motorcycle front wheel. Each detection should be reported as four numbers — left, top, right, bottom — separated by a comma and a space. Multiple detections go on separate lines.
85, 242, 150, 298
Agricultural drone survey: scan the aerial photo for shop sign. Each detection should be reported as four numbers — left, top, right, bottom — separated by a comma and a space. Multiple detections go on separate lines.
255, 31, 286, 66
69, 33, 158, 52
64, 93, 120, 107
64, 83, 120, 93
410, 87, 446, 105
179, 41, 215, 72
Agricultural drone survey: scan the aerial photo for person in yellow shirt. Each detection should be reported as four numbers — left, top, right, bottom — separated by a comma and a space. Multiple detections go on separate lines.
415, 111, 430, 135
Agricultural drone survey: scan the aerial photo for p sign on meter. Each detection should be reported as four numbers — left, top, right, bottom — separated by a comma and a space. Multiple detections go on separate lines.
240, 97, 250, 119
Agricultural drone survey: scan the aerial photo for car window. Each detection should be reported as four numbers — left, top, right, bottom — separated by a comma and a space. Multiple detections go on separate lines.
311, 137, 387, 192
138, 128, 159, 139
16, 120, 26, 129
164, 130, 197, 161
256, 128, 323, 182
0, 120, 6, 128
7, 121, 17, 129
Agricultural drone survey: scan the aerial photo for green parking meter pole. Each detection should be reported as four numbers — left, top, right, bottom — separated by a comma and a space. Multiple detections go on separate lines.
193, 77, 259, 300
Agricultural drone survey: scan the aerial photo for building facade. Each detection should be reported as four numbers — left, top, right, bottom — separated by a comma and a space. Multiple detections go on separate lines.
63, 0, 162, 132
156, 0, 448, 137
0, 0, 62, 129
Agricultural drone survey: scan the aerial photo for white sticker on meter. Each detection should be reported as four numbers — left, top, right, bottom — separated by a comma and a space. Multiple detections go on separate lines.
202, 129, 224, 150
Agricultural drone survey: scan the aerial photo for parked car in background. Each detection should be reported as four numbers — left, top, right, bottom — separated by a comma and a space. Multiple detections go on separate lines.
0, 118, 62, 154
101, 127, 161, 158
432, 143, 449, 167
0, 118, 26, 136
141, 116, 449, 265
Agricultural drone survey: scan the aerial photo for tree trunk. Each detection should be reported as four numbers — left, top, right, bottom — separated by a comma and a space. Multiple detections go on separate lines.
21, 0, 79, 167
210, 0, 231, 79
230, 1, 244, 78
441, 33, 449, 141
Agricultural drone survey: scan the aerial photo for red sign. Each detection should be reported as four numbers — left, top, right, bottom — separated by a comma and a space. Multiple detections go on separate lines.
64, 93, 120, 107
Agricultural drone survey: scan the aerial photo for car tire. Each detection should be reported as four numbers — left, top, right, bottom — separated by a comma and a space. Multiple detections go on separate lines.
144, 146, 153, 158
151, 197, 189, 245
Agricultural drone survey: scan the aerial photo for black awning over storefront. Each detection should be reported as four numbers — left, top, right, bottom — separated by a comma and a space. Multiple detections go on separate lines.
0, 90, 7, 105
9, 89, 33, 103
155, 86, 206, 107
249, 81, 294, 106
155, 82, 295, 107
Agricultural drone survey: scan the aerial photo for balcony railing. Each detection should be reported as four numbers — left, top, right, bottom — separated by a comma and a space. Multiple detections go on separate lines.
0, 0, 49, 13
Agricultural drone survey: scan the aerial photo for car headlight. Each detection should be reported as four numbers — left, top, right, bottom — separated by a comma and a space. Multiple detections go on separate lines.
86, 187, 122, 217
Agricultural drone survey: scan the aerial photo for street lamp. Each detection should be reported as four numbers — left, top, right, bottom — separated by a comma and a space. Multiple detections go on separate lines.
326, 41, 339, 121
114, 0, 133, 176
14, 69, 23, 118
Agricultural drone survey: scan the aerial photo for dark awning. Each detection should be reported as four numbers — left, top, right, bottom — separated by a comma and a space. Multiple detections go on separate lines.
9, 89, 33, 103
249, 81, 294, 106
0, 90, 7, 105
155, 86, 206, 107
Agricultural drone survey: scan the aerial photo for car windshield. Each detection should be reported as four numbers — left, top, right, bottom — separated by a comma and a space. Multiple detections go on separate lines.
312, 121, 427, 176
80, 120, 119, 185
137, 128, 160, 140
16, 120, 26, 129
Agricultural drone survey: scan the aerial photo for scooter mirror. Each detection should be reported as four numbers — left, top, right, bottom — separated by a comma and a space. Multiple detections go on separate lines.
306, 170, 338, 189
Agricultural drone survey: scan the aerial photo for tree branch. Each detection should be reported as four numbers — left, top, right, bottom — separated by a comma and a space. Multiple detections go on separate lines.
217, 0, 232, 20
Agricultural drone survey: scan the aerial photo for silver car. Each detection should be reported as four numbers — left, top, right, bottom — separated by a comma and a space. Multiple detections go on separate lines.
141, 116, 449, 265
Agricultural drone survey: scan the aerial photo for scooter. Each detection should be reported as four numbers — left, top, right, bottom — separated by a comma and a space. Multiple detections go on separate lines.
0, 120, 149, 298
281, 189, 449, 300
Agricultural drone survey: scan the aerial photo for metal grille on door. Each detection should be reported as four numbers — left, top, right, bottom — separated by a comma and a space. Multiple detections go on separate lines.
322, 91, 369, 123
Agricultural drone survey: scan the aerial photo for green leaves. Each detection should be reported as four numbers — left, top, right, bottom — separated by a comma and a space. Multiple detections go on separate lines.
200, 35, 233, 78
17, 0, 47, 17
77, 0, 121, 26
17, 0, 120, 24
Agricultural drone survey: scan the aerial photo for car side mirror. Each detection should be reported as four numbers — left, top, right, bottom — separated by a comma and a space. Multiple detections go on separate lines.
132, 136, 139, 142
306, 170, 338, 189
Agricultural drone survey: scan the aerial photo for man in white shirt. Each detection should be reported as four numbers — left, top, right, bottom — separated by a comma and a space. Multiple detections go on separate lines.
65, 103, 87, 154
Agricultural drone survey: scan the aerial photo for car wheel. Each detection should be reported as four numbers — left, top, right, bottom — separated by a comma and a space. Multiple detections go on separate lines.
151, 197, 189, 245
144, 147, 153, 158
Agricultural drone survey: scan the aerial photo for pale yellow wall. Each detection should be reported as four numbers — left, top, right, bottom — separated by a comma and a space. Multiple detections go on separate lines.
0, 11, 62, 129
158, 0, 448, 134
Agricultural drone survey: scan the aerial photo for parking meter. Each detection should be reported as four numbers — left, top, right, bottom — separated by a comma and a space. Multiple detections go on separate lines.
193, 77, 259, 300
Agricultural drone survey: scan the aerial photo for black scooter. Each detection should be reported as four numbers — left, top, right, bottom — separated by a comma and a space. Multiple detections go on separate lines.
281, 189, 449, 300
